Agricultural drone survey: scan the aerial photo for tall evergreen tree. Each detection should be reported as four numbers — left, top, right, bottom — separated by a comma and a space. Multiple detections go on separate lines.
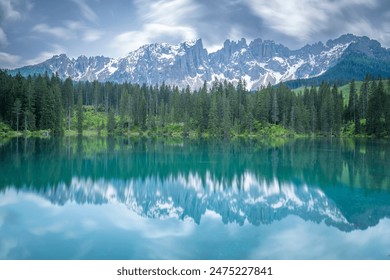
271, 89, 279, 124
23, 76, 36, 131
51, 75, 64, 135
198, 82, 209, 133
332, 86, 343, 135
366, 80, 382, 136
93, 80, 99, 112
222, 92, 231, 138
63, 77, 74, 131
346, 80, 357, 123
359, 76, 370, 120
119, 88, 129, 132
76, 83, 83, 135
107, 108, 116, 134
13, 98, 22, 133
208, 93, 219, 136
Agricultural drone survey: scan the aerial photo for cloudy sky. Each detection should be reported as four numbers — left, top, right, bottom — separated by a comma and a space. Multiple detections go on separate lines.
1, 0, 390, 69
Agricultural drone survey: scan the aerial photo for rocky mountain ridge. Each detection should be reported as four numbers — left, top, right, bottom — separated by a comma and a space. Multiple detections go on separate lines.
7, 34, 390, 90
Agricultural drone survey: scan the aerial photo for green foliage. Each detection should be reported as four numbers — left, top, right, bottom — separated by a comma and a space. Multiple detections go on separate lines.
107, 108, 116, 135
251, 122, 295, 138
0, 122, 11, 137
76, 85, 83, 135
1, 70, 390, 139
13, 98, 22, 132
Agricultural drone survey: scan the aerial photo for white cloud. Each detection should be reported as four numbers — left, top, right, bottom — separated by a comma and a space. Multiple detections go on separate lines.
114, 23, 197, 54
25, 44, 65, 65
32, 23, 73, 40
0, 27, 7, 46
65, 21, 102, 42
32, 21, 102, 43
71, 0, 98, 23
343, 16, 390, 48
228, 26, 246, 42
83, 29, 102, 42
0, 239, 18, 259
111, 0, 199, 55
0, 51, 21, 68
138, 0, 198, 25
0, 0, 22, 21
0, 0, 27, 48
246, 0, 381, 43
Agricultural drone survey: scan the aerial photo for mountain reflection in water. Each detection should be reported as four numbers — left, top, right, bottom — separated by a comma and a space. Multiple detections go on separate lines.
1, 137, 390, 259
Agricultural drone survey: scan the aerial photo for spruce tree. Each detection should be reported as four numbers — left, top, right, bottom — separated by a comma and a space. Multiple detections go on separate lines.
208, 93, 219, 136
366, 80, 381, 136
13, 98, 22, 133
347, 80, 357, 123
119, 88, 129, 132
76, 83, 83, 135
271, 90, 279, 124
107, 108, 116, 135
51, 76, 64, 135
63, 77, 74, 131
223, 94, 231, 138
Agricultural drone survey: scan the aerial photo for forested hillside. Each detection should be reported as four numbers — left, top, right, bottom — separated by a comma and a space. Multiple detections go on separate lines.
1, 70, 390, 138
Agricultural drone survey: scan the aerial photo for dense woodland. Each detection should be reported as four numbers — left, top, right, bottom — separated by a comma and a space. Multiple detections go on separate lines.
1, 70, 390, 138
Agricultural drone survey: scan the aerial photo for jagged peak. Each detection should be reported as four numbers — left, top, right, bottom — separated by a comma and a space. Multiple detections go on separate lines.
6, 33, 390, 91
128, 38, 203, 54
182, 38, 202, 48
49, 53, 69, 60
222, 38, 248, 47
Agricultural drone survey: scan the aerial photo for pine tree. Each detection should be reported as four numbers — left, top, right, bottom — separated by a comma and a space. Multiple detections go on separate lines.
119, 88, 129, 132
332, 86, 343, 135
33, 75, 46, 130
208, 93, 219, 136
346, 80, 357, 123
139, 94, 147, 130
51, 75, 64, 135
107, 108, 116, 135
385, 82, 390, 135
222, 94, 231, 138
93, 80, 99, 112
39, 74, 57, 132
290, 98, 296, 131
317, 82, 334, 135
22, 76, 36, 131
366, 80, 383, 136
359, 76, 370, 120
198, 82, 209, 133
63, 77, 74, 131
271, 89, 279, 124
76, 83, 83, 135
310, 86, 319, 133
295, 98, 309, 134
13, 98, 22, 133
127, 92, 132, 135
246, 111, 254, 134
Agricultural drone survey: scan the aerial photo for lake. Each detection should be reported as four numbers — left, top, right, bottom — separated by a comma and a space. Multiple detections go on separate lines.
1, 137, 390, 259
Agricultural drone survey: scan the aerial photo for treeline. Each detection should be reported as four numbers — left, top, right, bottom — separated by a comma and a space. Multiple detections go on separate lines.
1, 70, 390, 137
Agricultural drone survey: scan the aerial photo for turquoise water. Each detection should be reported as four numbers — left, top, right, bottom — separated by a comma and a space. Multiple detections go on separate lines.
1, 137, 390, 259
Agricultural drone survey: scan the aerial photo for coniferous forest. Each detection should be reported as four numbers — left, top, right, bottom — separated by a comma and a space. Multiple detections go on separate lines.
1, 70, 390, 138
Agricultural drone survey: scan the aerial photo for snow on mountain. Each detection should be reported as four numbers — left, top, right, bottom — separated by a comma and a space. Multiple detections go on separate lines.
13, 173, 355, 230
8, 34, 381, 90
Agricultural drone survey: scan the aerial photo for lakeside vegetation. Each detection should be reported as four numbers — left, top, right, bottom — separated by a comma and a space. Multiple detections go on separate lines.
1, 70, 390, 139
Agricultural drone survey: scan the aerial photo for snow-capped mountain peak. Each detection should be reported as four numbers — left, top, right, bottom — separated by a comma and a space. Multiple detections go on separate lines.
7, 34, 389, 90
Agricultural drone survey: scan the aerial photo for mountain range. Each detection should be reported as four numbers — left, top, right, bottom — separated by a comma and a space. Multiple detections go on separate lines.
6, 34, 390, 90
5, 173, 390, 232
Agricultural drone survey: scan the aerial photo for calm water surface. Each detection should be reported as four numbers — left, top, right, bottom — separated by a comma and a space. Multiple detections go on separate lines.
1, 137, 390, 259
